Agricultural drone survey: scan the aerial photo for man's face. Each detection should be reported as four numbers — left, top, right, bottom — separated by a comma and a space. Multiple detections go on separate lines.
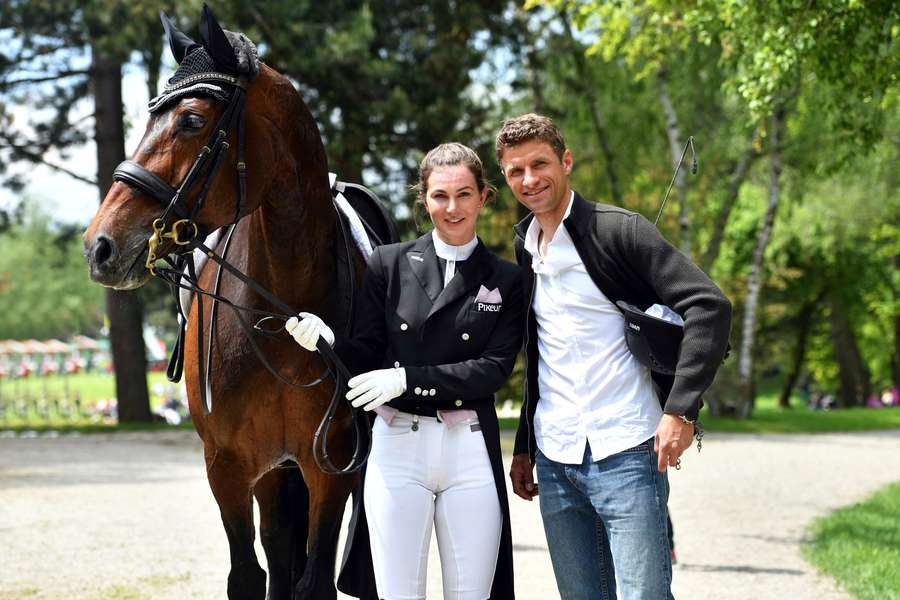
500, 139, 572, 218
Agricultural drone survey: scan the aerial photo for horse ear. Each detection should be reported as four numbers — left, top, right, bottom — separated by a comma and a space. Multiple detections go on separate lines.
199, 3, 238, 74
160, 11, 200, 64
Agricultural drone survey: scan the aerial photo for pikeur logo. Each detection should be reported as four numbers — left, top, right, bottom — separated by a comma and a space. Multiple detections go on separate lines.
476, 302, 501, 312
629, 323, 641, 331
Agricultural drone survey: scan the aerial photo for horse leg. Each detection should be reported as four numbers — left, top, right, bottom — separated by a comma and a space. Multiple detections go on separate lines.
255, 465, 310, 600
207, 449, 268, 600
292, 466, 356, 600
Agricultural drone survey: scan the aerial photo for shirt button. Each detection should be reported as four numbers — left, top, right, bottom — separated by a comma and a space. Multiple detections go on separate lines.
414, 387, 422, 395
394, 361, 400, 368
454, 399, 463, 407
461, 332, 470, 341
400, 323, 408, 331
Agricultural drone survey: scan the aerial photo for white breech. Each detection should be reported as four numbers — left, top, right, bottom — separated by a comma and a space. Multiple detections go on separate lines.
364, 412, 503, 600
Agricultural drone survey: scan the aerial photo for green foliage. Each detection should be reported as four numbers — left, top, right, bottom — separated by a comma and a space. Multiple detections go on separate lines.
0, 202, 103, 339
536, 0, 899, 139
208, 0, 517, 225
805, 481, 900, 600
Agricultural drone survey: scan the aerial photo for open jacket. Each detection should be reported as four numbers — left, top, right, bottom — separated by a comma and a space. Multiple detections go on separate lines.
336, 232, 523, 600
513, 192, 732, 462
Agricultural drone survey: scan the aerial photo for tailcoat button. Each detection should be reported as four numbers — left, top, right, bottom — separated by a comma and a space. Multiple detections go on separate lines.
461, 332, 470, 341
454, 399, 463, 407
394, 361, 400, 367
414, 387, 422, 395
429, 389, 436, 396
400, 323, 408, 331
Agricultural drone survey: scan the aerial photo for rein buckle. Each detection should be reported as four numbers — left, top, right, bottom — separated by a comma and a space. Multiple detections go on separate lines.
146, 218, 199, 275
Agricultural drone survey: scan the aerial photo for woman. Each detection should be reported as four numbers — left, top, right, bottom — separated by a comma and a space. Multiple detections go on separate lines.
286, 143, 521, 600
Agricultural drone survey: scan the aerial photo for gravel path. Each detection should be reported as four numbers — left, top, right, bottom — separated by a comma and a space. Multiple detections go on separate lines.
1, 428, 898, 599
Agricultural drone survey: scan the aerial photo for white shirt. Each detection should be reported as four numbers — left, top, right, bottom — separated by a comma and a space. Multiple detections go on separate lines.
432, 230, 478, 286
525, 192, 662, 464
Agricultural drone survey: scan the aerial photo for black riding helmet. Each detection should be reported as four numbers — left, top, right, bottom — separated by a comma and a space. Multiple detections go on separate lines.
615, 301, 683, 376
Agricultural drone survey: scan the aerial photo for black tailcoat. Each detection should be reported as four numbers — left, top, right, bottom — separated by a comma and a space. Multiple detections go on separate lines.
336, 232, 522, 600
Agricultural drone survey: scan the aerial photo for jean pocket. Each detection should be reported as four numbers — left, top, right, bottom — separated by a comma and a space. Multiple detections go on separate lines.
620, 439, 652, 454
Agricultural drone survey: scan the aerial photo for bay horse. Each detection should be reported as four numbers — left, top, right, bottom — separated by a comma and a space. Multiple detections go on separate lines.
84, 8, 383, 600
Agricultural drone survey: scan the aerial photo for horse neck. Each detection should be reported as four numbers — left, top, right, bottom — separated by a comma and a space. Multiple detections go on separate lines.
246, 123, 336, 314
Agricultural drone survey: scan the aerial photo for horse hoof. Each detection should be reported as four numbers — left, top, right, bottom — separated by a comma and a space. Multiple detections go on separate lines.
293, 578, 335, 600
228, 562, 267, 600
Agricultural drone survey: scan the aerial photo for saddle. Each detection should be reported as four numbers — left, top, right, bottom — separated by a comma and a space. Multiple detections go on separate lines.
165, 178, 399, 385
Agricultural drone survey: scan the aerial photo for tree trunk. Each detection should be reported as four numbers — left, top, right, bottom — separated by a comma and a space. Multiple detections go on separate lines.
777, 295, 819, 408
91, 45, 152, 423
657, 67, 691, 258
736, 107, 785, 415
700, 130, 760, 273
141, 32, 162, 101
894, 253, 900, 391
560, 11, 622, 205
517, 8, 546, 116
828, 296, 871, 407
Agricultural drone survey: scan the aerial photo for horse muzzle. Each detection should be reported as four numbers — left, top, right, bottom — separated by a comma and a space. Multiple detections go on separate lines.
85, 230, 152, 290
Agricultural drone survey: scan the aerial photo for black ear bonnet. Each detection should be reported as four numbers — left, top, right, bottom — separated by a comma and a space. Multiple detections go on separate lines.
148, 7, 238, 114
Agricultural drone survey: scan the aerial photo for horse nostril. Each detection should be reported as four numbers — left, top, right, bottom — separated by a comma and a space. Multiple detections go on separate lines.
92, 236, 115, 268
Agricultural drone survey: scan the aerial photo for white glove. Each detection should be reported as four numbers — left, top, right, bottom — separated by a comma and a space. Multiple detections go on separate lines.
285, 312, 335, 351
346, 368, 407, 411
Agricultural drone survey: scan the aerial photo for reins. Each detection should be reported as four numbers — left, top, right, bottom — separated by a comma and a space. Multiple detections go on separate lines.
111, 70, 371, 475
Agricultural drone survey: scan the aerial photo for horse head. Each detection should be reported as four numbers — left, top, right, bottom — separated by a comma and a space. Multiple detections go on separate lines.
85, 5, 314, 290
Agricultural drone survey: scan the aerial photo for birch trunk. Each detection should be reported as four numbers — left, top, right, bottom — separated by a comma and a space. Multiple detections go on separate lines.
736, 107, 785, 415
560, 11, 622, 204
91, 44, 152, 422
700, 130, 760, 273
657, 67, 690, 258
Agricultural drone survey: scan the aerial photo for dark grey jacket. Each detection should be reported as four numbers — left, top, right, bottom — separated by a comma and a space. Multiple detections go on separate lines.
513, 192, 732, 461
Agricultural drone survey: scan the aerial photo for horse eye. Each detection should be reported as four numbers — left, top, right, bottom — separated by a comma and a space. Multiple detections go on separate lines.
179, 113, 206, 130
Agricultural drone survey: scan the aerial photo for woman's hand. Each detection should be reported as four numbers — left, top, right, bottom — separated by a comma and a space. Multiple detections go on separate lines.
346, 368, 407, 411
285, 312, 335, 351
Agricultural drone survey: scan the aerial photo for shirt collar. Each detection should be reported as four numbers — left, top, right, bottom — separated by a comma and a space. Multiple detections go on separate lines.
431, 230, 478, 262
524, 190, 575, 258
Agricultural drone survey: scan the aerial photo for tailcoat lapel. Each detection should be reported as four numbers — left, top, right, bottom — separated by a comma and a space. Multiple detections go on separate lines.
406, 235, 443, 304
427, 242, 492, 320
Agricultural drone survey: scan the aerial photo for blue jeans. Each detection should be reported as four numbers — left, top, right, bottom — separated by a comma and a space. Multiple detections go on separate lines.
535, 441, 673, 600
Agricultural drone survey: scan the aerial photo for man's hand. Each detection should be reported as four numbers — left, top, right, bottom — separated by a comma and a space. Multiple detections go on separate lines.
654, 413, 694, 472
509, 453, 538, 501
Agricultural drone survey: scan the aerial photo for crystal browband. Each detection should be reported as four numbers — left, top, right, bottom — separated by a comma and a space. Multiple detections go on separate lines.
162, 71, 242, 93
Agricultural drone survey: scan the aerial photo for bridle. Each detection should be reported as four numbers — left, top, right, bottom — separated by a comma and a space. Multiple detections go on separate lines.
111, 70, 371, 475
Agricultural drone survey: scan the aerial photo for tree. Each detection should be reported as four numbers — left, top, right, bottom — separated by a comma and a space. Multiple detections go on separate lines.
0, 1, 172, 421
211, 0, 517, 222
531, 0, 899, 415
0, 202, 104, 339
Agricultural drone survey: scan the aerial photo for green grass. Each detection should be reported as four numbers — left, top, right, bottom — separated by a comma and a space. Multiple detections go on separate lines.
805, 482, 900, 600
498, 379, 900, 434
0, 371, 177, 430
700, 384, 900, 433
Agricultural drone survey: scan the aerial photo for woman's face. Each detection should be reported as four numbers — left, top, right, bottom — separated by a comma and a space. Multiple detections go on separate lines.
424, 164, 487, 246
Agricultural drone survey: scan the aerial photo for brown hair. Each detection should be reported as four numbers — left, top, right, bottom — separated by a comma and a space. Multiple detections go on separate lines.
413, 142, 496, 213
494, 113, 566, 164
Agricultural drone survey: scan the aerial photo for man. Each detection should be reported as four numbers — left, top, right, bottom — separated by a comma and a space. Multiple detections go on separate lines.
498, 114, 731, 599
